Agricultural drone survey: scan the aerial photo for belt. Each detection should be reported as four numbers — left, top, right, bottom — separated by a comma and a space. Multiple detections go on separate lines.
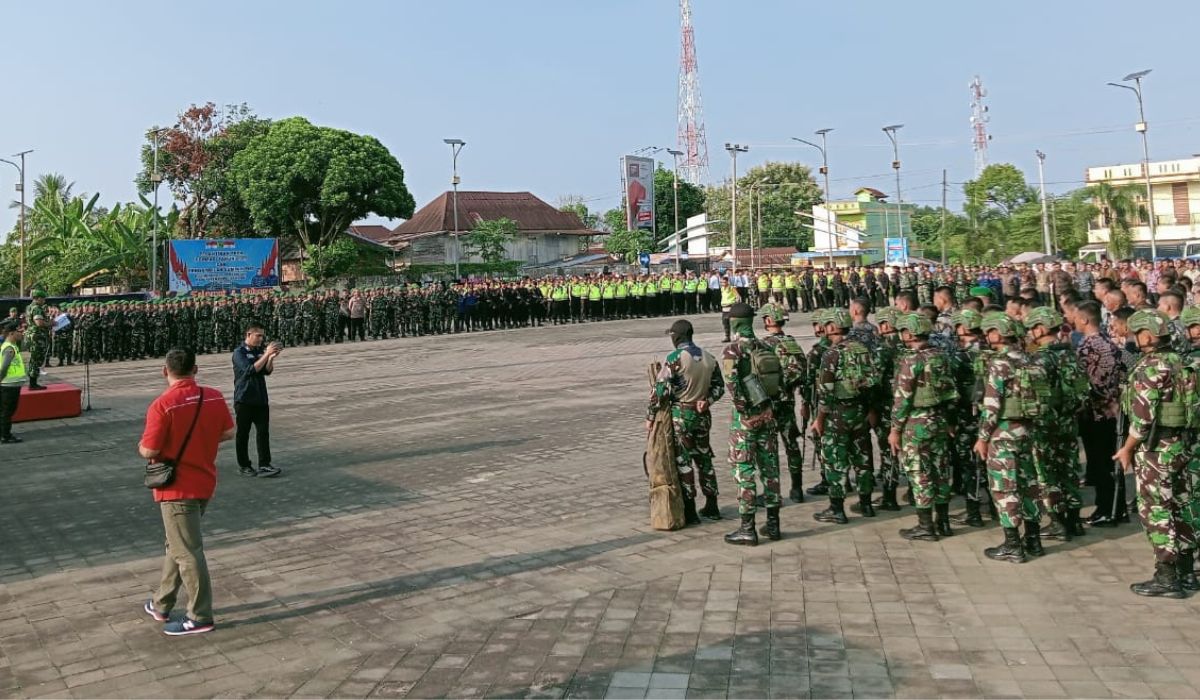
676, 401, 707, 409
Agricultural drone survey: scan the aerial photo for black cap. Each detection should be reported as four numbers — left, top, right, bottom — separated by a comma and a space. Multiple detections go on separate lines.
667, 319, 693, 337
729, 302, 754, 319
0, 320, 18, 333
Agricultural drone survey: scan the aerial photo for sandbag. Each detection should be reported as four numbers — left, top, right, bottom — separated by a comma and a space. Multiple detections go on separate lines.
645, 362, 685, 531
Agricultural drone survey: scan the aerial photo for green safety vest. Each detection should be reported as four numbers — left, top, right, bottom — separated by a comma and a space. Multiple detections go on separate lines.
588, 285, 602, 301
602, 284, 616, 299
659, 279, 672, 293
720, 287, 739, 308
1, 340, 26, 386
630, 283, 644, 297
771, 275, 785, 290
784, 275, 796, 289
684, 280, 698, 293
552, 287, 568, 301
615, 283, 628, 298
572, 284, 586, 298
644, 283, 657, 297
671, 280, 685, 293
757, 276, 770, 291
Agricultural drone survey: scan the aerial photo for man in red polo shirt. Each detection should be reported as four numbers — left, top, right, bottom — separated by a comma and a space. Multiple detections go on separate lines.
139, 348, 234, 636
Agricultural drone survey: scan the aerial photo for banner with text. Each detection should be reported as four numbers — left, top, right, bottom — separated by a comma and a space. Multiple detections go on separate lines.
168, 238, 280, 293
622, 155, 656, 232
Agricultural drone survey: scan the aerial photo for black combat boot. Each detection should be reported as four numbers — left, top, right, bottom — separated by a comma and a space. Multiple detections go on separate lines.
1024, 520, 1045, 557
683, 495, 701, 526
1179, 550, 1200, 592
813, 498, 848, 524
951, 499, 985, 527
899, 509, 938, 541
858, 495, 876, 518
1044, 512, 1072, 542
759, 507, 781, 541
1131, 560, 1186, 599
1068, 508, 1086, 537
789, 474, 804, 503
807, 479, 829, 497
724, 513, 758, 546
984, 527, 1026, 563
699, 495, 722, 520
935, 503, 953, 537
877, 486, 901, 512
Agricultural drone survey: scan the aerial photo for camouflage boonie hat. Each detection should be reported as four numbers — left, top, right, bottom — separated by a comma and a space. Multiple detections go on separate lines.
758, 303, 788, 324
1127, 309, 1171, 337
874, 306, 896, 327
1181, 306, 1200, 328
894, 312, 932, 336
952, 308, 983, 331
981, 311, 1022, 338
824, 308, 852, 329
1023, 306, 1063, 330
811, 309, 829, 325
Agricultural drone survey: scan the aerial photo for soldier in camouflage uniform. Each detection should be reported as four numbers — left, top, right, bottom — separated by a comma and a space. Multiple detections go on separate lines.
647, 319, 726, 525
812, 308, 877, 524
804, 310, 833, 497
24, 290, 50, 388
871, 307, 903, 511
721, 303, 781, 546
974, 312, 1043, 564
1024, 306, 1088, 540
890, 313, 958, 541
758, 303, 809, 502
1114, 309, 1195, 598
950, 309, 992, 527
1178, 305, 1200, 590
52, 304, 74, 367
369, 289, 389, 339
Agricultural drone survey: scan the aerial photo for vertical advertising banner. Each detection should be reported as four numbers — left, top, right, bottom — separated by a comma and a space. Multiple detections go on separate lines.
884, 237, 909, 265
622, 155, 656, 232
168, 238, 281, 293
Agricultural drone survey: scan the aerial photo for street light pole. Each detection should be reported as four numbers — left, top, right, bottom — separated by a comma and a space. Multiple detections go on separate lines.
882, 124, 905, 261
1035, 150, 1053, 255
150, 128, 170, 294
724, 144, 748, 271
1108, 69, 1156, 259
444, 139, 466, 278
792, 129, 834, 267
1, 151, 31, 296
667, 149, 683, 272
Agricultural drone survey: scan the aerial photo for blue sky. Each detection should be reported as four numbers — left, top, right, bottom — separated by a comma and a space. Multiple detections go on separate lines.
3, 0, 1200, 238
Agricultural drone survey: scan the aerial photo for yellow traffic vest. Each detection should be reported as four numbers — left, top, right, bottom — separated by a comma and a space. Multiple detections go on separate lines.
756, 275, 770, 291
1, 340, 26, 386
720, 287, 739, 308
771, 274, 785, 290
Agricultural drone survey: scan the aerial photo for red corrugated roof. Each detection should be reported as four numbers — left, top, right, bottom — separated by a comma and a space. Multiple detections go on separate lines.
389, 191, 597, 243
348, 224, 395, 242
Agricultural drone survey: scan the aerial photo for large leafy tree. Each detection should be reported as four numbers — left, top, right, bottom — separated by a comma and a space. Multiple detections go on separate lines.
137, 103, 269, 238
601, 207, 652, 263
229, 117, 415, 249
653, 167, 706, 241
704, 161, 822, 250
464, 217, 518, 264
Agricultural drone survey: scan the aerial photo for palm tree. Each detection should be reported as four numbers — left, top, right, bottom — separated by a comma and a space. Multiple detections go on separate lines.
1085, 182, 1141, 260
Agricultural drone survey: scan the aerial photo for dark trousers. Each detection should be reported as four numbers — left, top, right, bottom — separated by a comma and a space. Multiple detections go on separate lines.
337, 314, 349, 341
0, 385, 21, 438
1081, 414, 1125, 518
350, 317, 365, 341
234, 402, 272, 470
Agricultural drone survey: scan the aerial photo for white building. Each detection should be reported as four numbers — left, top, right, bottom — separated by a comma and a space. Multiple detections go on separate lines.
1083, 156, 1200, 259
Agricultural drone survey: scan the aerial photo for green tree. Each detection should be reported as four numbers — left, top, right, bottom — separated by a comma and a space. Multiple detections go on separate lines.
653, 167, 706, 242
464, 217, 518, 264
963, 163, 1036, 216
1085, 182, 1141, 259
229, 117, 415, 249
704, 161, 822, 250
600, 207, 651, 263
301, 236, 389, 286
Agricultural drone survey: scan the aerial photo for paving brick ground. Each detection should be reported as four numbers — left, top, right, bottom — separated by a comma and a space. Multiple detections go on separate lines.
3, 311, 1200, 699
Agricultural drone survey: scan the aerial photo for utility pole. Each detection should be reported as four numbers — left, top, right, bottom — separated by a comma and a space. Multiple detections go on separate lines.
444, 139, 466, 278
725, 143, 748, 270
1, 151, 32, 296
1035, 150, 1052, 255
791, 130, 834, 267
1108, 69, 1156, 258
882, 124, 906, 260
150, 129, 170, 294
940, 169, 948, 265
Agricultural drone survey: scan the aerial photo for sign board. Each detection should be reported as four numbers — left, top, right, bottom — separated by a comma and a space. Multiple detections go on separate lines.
168, 239, 280, 293
622, 155, 656, 232
638, 251, 651, 268
884, 237, 909, 265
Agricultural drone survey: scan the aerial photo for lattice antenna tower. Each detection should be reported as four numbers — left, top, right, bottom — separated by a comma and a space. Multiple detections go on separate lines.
969, 75, 991, 176
678, 0, 709, 185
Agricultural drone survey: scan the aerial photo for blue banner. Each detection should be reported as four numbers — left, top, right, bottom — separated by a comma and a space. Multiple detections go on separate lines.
884, 237, 909, 265
167, 239, 280, 293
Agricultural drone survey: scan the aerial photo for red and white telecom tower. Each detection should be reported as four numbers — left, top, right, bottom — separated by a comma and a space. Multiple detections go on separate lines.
969, 75, 991, 176
678, 0, 709, 185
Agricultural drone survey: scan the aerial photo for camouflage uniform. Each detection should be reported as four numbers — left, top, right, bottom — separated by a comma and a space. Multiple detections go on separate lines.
814, 321, 876, 515
722, 336, 780, 516
892, 342, 953, 509
759, 305, 809, 501
647, 340, 725, 505
871, 308, 902, 508
952, 309, 991, 525
24, 299, 50, 385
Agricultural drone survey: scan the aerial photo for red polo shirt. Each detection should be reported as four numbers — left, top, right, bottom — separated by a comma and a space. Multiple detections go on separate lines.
140, 378, 234, 502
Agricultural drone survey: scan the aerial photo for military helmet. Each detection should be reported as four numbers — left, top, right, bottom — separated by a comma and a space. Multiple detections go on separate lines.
952, 308, 983, 331
1127, 309, 1171, 337
1180, 305, 1200, 328
31, 289, 46, 299
824, 308, 852, 329
874, 306, 896, 327
758, 302, 787, 324
980, 311, 1022, 338
894, 312, 932, 336
729, 302, 754, 319
1023, 306, 1063, 330
811, 309, 829, 326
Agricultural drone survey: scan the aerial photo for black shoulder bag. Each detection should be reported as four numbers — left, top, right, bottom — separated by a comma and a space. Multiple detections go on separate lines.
144, 389, 205, 489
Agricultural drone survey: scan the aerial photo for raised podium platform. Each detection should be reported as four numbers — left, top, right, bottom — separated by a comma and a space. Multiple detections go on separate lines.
13, 383, 82, 423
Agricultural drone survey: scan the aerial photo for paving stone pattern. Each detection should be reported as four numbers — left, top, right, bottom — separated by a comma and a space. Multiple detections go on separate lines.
2, 313, 1200, 698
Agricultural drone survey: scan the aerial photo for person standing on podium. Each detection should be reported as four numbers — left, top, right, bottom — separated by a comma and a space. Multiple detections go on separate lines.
23, 290, 50, 390
0, 321, 27, 443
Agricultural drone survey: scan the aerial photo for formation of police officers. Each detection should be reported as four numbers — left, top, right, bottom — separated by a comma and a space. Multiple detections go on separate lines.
648, 259, 1200, 600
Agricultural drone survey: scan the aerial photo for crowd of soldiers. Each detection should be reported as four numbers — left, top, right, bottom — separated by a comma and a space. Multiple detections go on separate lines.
648, 257, 1200, 599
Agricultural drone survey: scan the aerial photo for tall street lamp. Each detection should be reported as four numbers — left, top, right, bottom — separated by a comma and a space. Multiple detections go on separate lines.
0, 150, 31, 296
882, 124, 906, 259
792, 129, 834, 267
149, 127, 172, 294
667, 149, 684, 271
1035, 150, 1053, 255
1108, 69, 1156, 259
724, 143, 748, 270
443, 139, 466, 279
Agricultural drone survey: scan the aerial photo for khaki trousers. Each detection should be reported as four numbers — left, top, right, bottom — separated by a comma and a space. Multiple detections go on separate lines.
153, 499, 212, 622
